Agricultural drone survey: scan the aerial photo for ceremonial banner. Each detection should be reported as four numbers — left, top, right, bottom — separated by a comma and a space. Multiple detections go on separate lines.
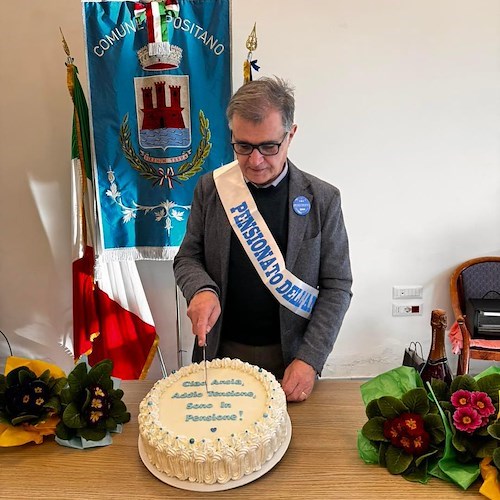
83, 0, 232, 261
67, 56, 158, 380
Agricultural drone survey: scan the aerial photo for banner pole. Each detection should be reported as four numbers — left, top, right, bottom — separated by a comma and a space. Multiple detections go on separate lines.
156, 345, 167, 378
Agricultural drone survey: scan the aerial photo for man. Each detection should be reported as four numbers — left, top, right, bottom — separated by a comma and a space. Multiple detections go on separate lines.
174, 77, 352, 402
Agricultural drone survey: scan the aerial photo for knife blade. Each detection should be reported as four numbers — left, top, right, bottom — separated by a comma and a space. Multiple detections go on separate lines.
202, 343, 209, 394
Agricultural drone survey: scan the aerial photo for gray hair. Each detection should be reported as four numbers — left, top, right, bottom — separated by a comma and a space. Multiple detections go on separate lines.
226, 76, 295, 132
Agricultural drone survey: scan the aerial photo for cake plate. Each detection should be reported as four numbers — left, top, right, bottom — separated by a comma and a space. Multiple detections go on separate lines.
138, 414, 292, 492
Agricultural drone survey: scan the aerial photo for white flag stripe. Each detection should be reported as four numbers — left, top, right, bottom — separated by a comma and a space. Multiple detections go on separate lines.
71, 157, 85, 261
151, 1, 162, 43
97, 260, 155, 326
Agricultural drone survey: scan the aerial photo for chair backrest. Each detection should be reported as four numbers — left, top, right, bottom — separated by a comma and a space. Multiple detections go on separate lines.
455, 257, 500, 313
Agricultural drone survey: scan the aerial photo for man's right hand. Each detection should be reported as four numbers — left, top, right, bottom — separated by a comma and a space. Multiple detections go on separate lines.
186, 290, 221, 346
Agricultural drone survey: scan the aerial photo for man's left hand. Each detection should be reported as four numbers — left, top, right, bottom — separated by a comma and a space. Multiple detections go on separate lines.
281, 359, 316, 402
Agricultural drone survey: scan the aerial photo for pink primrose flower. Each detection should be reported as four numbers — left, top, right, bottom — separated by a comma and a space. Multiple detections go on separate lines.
453, 406, 483, 433
451, 389, 472, 409
470, 391, 495, 418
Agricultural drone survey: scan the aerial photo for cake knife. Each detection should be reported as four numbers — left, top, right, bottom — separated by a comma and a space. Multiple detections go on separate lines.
202, 342, 209, 394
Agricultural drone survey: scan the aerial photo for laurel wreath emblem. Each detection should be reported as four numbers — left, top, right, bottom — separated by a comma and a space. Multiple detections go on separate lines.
119, 110, 212, 187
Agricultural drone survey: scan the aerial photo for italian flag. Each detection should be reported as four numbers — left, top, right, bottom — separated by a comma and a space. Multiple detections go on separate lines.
68, 62, 158, 380
134, 0, 180, 55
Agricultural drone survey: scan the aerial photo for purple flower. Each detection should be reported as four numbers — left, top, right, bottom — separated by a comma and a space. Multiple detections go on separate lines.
453, 406, 483, 433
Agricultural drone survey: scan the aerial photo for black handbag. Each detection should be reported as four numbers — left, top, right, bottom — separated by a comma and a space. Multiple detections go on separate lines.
402, 341, 425, 371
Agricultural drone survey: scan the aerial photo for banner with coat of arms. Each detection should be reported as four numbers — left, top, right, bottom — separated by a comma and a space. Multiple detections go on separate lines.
83, 0, 232, 261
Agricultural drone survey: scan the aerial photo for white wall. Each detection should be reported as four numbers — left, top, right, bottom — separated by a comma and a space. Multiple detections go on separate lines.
1, 1, 500, 379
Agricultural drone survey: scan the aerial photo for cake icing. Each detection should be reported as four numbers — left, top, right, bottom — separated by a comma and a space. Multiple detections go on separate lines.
138, 358, 288, 484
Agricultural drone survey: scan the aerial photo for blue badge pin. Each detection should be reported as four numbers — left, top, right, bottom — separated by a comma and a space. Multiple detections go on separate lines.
292, 196, 311, 216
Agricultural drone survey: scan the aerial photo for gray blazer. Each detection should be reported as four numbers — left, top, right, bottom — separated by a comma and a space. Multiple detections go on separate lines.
173, 160, 352, 375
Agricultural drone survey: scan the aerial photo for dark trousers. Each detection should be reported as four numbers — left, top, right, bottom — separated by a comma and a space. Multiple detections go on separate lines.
218, 340, 286, 380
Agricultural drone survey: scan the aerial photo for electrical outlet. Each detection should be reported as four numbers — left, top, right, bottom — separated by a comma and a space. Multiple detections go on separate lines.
392, 304, 423, 316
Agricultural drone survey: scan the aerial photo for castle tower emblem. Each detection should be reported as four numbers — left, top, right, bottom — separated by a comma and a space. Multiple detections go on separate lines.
134, 75, 191, 151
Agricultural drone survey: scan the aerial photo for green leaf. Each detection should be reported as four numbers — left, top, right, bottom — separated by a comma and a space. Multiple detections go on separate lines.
51, 377, 68, 394
477, 374, 500, 404
105, 417, 117, 431
378, 396, 408, 419
55, 421, 73, 440
423, 413, 445, 444
403, 462, 429, 483
6, 367, 22, 386
60, 388, 73, 405
67, 363, 88, 396
109, 399, 129, 420
12, 414, 39, 425
439, 401, 455, 414
475, 438, 498, 458
93, 420, 108, 431
88, 359, 113, 387
430, 378, 449, 402
361, 416, 388, 442
110, 387, 124, 398
378, 441, 388, 467
385, 445, 413, 474
357, 430, 379, 464
44, 396, 61, 413
427, 402, 439, 414
477, 425, 491, 437
114, 410, 130, 425
92, 358, 112, 373
493, 446, 500, 469
452, 432, 468, 453
39, 369, 51, 384
401, 388, 429, 416
80, 427, 107, 442
81, 388, 91, 412
415, 448, 439, 467
451, 375, 478, 393
62, 402, 86, 429
17, 368, 34, 386
488, 422, 500, 440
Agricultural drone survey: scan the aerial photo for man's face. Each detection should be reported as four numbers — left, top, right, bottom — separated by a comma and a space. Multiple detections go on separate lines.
231, 109, 296, 186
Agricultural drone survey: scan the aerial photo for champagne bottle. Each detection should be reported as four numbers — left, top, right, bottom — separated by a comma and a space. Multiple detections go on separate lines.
419, 309, 453, 385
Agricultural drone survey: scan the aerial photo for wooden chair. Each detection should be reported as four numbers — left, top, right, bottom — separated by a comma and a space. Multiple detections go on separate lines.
450, 256, 500, 375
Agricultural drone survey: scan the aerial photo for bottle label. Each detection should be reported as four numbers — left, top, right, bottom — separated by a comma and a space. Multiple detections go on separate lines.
426, 357, 448, 366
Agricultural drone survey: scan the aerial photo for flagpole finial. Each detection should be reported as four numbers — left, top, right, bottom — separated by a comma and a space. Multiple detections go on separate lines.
244, 23, 258, 84
60, 27, 74, 66
245, 23, 257, 53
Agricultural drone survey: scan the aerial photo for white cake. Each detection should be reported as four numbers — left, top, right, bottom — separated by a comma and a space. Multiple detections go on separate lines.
138, 358, 289, 485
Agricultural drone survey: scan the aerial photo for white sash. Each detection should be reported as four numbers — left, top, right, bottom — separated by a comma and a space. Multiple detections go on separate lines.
213, 161, 318, 319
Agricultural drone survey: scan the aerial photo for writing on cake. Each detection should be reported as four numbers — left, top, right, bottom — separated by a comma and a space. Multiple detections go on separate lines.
172, 378, 258, 422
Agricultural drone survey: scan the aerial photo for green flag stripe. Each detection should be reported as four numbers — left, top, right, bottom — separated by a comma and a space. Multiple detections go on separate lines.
70, 65, 92, 182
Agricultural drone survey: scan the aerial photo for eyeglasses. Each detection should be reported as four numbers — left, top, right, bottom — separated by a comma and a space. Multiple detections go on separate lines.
231, 131, 289, 156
